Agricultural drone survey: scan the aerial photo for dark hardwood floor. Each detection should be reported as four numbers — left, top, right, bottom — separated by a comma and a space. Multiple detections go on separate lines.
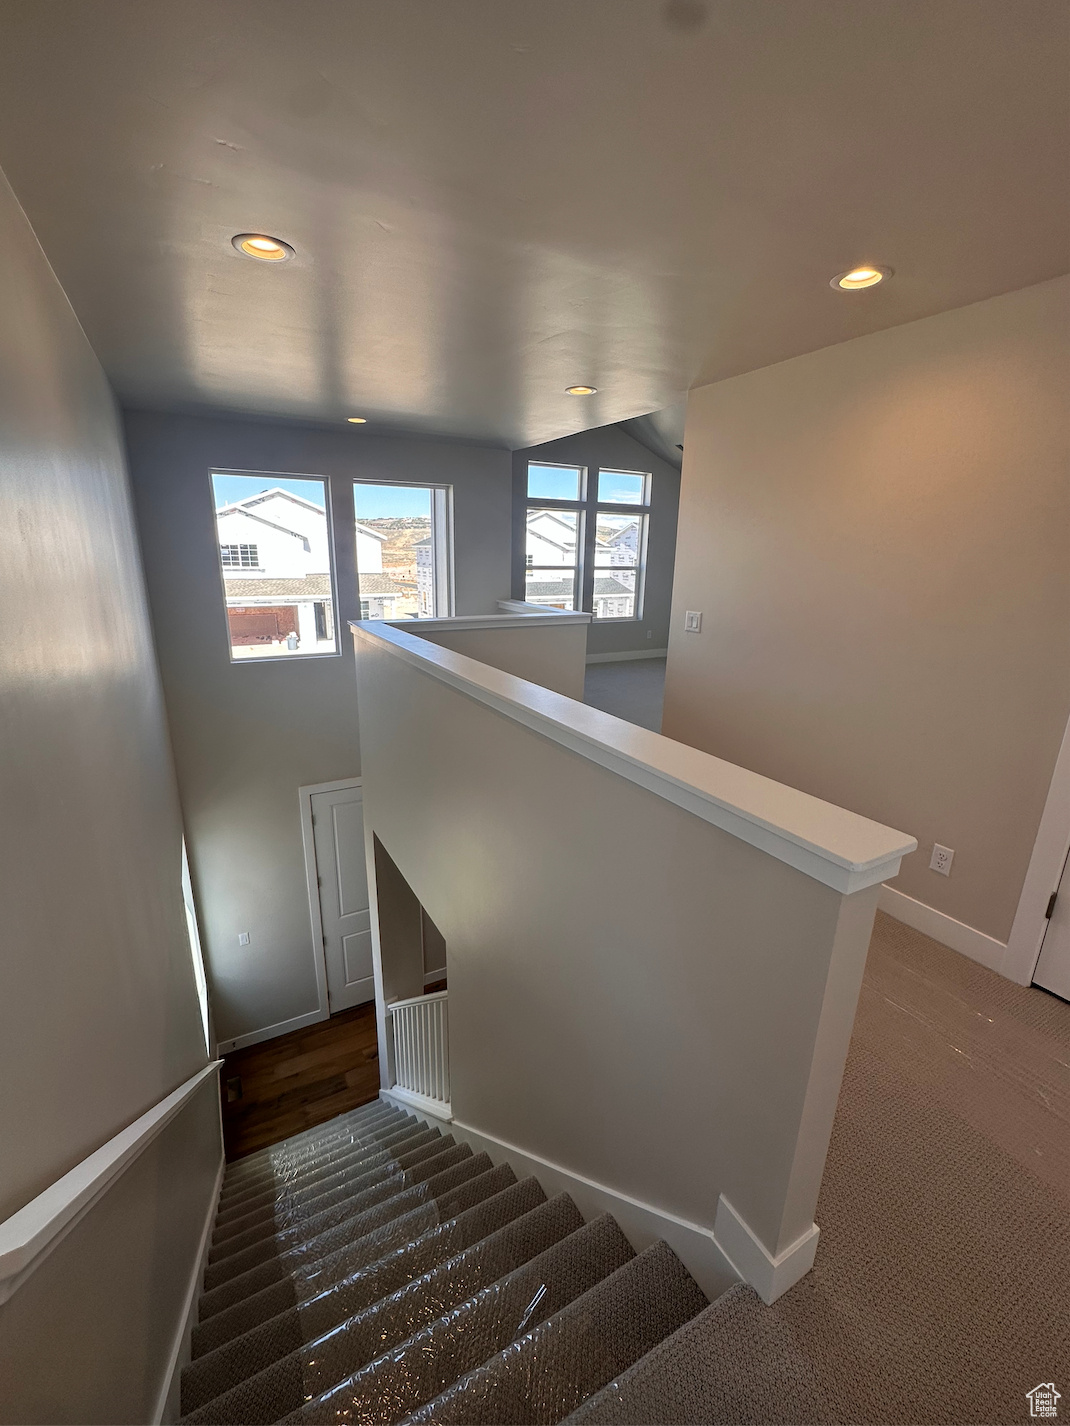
219, 979, 448, 1162
220, 1002, 380, 1162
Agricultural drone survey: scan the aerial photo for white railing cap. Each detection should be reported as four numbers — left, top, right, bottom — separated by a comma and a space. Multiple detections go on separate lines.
388, 990, 449, 1012
352, 621, 916, 895
386, 608, 590, 633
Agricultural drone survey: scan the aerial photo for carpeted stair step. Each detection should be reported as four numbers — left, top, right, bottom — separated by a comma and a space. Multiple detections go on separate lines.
220, 1107, 406, 1192
196, 1159, 515, 1320
180, 1193, 585, 1418
215, 1121, 437, 1227
203, 1146, 478, 1291
212, 1130, 446, 1245
222, 1102, 401, 1181
219, 1114, 413, 1208
219, 1112, 415, 1207
561, 1283, 832, 1425
221, 1104, 403, 1190
208, 1138, 467, 1265
191, 1172, 543, 1359
400, 1241, 708, 1425
273, 1212, 637, 1426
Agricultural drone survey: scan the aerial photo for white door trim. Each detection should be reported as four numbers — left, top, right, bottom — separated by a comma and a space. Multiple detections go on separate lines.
298, 776, 362, 1018
1004, 713, 1070, 985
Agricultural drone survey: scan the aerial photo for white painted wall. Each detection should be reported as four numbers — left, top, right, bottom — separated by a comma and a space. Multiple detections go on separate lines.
126, 410, 513, 1048
0, 166, 219, 1420
664, 278, 1070, 946
355, 624, 912, 1298
406, 617, 590, 700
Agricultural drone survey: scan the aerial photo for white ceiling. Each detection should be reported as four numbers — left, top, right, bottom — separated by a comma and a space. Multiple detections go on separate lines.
0, 0, 1065, 448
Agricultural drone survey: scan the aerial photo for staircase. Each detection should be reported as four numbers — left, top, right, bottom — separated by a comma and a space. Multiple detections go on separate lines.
179, 1098, 732, 1425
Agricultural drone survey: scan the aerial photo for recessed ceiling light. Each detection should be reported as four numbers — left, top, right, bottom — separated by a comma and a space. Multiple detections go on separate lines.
831, 265, 892, 291
565, 385, 597, 396
347, 416, 368, 424
232, 233, 294, 262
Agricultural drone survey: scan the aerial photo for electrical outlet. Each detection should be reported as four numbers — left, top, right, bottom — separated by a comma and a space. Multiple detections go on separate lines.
684, 610, 702, 633
929, 844, 954, 877
238, 931, 251, 946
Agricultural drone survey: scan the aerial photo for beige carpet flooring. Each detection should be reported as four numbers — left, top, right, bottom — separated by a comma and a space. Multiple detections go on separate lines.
732, 910, 1070, 1425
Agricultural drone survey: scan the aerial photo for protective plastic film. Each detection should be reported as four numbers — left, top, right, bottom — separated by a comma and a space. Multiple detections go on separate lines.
273, 1214, 635, 1426
400, 1242, 708, 1426
180, 1194, 583, 1423
222, 1116, 417, 1201
212, 1133, 451, 1254
222, 1106, 403, 1190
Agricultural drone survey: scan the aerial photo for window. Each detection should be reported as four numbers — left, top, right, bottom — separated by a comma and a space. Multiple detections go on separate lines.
211, 471, 338, 661
523, 462, 649, 620
353, 481, 452, 620
220, 542, 259, 569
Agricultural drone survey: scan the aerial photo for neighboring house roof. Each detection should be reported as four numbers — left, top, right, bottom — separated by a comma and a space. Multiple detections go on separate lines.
217, 507, 311, 547
223, 575, 333, 597
216, 486, 326, 519
357, 572, 406, 594
525, 576, 633, 597
355, 521, 388, 542
414, 536, 432, 547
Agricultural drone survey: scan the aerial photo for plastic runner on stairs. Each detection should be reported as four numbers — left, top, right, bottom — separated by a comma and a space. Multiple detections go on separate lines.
182, 1099, 712, 1425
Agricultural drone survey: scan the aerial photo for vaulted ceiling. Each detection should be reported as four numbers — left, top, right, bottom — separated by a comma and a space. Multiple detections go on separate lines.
0, 0, 1065, 447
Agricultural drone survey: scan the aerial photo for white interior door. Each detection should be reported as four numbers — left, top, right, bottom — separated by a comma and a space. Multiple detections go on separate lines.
311, 785, 374, 1012
1033, 849, 1070, 1002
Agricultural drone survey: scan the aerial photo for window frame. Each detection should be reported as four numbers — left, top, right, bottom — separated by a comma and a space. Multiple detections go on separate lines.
522, 461, 650, 622
210, 467, 342, 665
352, 479, 455, 622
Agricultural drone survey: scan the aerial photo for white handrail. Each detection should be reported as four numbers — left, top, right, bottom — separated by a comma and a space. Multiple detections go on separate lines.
0, 1060, 221, 1304
388, 989, 448, 1013
352, 620, 915, 894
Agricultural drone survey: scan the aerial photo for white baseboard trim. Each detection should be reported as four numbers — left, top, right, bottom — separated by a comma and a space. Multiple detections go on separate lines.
384, 1085, 453, 1121
153, 1150, 225, 1424
380, 1091, 753, 1304
585, 648, 668, 664
423, 969, 447, 986
713, 1196, 818, 1305
878, 885, 1007, 975
216, 1007, 328, 1056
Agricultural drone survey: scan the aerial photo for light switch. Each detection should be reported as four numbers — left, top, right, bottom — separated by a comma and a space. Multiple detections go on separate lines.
238, 931, 251, 946
684, 610, 702, 633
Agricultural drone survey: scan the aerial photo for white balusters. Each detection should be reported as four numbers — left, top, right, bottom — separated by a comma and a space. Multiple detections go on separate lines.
388, 991, 450, 1112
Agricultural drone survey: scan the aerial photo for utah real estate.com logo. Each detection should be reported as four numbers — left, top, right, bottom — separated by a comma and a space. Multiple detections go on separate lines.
1027, 1384, 1061, 1419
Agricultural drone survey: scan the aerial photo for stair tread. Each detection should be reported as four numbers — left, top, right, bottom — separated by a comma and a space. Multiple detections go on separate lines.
196, 1161, 517, 1322
222, 1104, 402, 1184
208, 1139, 466, 1266
202, 1148, 479, 1292
213, 1131, 444, 1240
190, 1174, 545, 1359
398, 1241, 708, 1425
219, 1115, 417, 1209
180, 1194, 587, 1421
274, 1213, 636, 1426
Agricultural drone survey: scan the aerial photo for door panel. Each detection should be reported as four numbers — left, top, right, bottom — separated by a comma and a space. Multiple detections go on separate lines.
333, 799, 369, 916
343, 929, 374, 985
312, 785, 375, 1012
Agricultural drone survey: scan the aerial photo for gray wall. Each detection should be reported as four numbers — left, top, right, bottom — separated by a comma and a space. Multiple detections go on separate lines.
512, 424, 681, 657
664, 278, 1070, 943
125, 411, 512, 1046
356, 629, 886, 1274
0, 166, 216, 1418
